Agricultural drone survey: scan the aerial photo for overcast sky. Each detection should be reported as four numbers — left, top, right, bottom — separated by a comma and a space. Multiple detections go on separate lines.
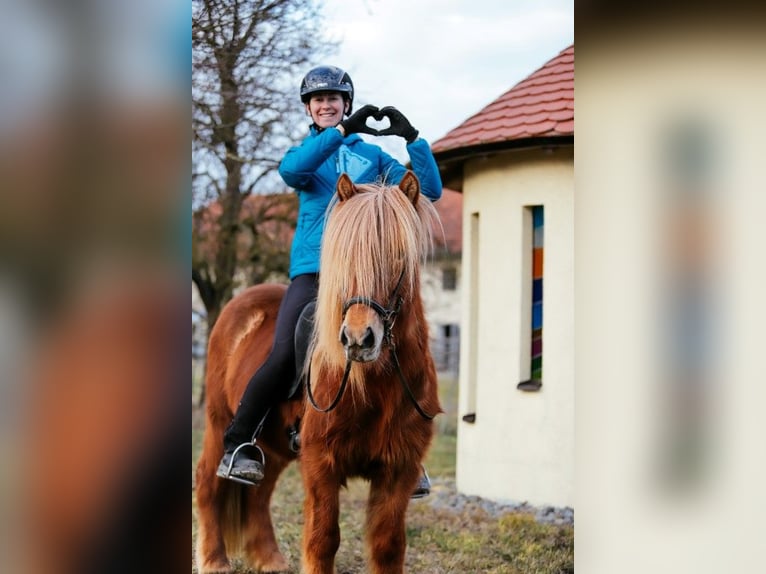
319, 0, 574, 161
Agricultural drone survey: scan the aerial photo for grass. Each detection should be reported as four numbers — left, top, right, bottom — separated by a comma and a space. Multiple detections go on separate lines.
192, 373, 573, 573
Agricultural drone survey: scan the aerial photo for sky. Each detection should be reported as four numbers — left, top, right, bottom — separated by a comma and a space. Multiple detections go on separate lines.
319, 0, 574, 162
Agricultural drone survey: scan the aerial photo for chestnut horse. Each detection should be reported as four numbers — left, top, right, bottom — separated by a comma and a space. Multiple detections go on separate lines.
194, 171, 442, 574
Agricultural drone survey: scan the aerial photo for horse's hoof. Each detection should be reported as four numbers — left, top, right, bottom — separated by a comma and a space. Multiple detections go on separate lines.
256, 555, 290, 573
196, 558, 232, 573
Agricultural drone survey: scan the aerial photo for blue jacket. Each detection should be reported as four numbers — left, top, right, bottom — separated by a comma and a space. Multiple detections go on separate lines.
279, 126, 442, 279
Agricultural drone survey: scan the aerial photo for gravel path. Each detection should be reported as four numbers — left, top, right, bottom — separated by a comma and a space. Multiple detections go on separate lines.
426, 476, 575, 526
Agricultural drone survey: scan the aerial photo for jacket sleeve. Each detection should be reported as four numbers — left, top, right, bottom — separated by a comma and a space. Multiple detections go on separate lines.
406, 138, 443, 202
375, 139, 443, 202
278, 128, 344, 190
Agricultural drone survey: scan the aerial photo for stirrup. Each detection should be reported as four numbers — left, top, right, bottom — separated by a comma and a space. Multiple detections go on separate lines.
219, 441, 265, 486
411, 466, 431, 499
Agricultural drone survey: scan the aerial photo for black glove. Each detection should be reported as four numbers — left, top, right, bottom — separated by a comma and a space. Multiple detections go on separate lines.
376, 106, 419, 143
339, 104, 380, 136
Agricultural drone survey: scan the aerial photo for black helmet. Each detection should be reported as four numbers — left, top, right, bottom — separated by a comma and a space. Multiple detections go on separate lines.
300, 65, 354, 114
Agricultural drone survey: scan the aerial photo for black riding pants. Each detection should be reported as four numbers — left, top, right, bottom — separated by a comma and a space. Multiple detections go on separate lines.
224, 273, 318, 450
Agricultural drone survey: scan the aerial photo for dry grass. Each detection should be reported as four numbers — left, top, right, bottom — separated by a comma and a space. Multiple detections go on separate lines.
191, 374, 574, 573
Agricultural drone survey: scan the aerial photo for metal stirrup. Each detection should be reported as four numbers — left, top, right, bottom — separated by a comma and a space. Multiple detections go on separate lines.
221, 441, 266, 486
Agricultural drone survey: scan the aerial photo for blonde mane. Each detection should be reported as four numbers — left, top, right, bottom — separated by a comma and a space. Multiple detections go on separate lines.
310, 179, 440, 389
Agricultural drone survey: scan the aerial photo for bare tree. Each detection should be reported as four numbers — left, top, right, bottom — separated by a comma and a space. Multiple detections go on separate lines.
192, 190, 297, 298
192, 0, 334, 332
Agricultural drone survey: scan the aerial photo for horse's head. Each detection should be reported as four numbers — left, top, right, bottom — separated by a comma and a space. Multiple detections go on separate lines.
331, 171, 421, 363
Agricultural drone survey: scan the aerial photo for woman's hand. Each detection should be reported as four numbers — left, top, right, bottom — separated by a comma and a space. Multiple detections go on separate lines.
376, 106, 419, 143
339, 105, 380, 136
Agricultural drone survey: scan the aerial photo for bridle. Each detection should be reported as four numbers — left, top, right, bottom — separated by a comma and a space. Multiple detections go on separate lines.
306, 270, 436, 420
342, 268, 405, 347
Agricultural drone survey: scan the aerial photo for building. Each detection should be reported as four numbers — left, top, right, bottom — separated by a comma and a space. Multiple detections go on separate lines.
431, 45, 574, 507
422, 188, 463, 375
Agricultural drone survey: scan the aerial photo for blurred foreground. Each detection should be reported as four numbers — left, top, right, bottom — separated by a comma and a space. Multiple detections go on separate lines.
576, 5, 766, 573
1, 1, 188, 572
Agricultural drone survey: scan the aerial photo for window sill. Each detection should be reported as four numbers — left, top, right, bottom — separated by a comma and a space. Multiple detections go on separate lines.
517, 379, 542, 392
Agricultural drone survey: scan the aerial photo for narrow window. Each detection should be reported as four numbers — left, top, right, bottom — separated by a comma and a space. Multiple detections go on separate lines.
518, 206, 543, 391
435, 323, 460, 374
442, 266, 457, 291
463, 212, 480, 423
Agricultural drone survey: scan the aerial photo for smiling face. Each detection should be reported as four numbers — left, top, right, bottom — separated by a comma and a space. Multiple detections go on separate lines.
306, 91, 348, 129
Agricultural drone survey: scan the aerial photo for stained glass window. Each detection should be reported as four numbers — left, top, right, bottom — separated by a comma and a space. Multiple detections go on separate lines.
518, 205, 543, 392
531, 206, 544, 381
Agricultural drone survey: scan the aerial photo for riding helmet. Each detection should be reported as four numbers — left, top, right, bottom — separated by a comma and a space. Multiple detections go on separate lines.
300, 65, 354, 114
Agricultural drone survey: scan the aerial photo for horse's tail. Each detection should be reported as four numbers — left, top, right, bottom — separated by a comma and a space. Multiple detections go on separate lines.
194, 414, 250, 568
219, 482, 246, 558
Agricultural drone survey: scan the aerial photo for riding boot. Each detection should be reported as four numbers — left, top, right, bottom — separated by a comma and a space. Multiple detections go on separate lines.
216, 408, 269, 486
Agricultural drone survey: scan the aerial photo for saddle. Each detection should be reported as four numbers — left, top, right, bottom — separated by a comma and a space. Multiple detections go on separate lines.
289, 300, 315, 400
283, 300, 315, 453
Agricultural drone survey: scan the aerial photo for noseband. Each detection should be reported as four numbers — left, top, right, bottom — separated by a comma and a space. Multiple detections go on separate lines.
341, 269, 405, 346
306, 270, 435, 420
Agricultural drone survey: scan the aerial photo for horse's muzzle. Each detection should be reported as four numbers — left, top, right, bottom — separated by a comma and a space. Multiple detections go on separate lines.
340, 324, 381, 362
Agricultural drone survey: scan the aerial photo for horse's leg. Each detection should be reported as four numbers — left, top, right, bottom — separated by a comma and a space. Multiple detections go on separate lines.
241, 455, 290, 573
195, 429, 234, 573
301, 463, 341, 574
365, 466, 420, 574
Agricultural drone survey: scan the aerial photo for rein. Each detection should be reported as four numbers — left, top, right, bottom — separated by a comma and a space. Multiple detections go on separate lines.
306, 271, 436, 420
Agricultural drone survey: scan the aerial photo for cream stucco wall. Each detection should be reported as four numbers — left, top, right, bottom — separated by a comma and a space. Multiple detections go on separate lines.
456, 146, 574, 507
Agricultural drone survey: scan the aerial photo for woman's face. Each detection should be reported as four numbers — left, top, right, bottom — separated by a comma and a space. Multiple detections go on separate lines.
306, 92, 348, 129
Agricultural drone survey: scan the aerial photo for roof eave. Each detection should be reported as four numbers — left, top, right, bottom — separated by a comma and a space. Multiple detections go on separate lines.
433, 135, 574, 192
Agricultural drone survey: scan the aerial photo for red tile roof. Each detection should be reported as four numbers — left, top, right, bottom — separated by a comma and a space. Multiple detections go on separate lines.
432, 188, 462, 255
431, 45, 574, 156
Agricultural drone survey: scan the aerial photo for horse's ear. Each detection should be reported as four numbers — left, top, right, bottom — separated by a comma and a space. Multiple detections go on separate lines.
336, 173, 357, 202
398, 170, 420, 205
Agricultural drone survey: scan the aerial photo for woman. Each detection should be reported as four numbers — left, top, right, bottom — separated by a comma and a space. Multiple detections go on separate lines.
217, 65, 441, 498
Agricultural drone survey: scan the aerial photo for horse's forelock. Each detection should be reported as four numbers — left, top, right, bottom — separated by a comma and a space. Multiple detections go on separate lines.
312, 182, 437, 370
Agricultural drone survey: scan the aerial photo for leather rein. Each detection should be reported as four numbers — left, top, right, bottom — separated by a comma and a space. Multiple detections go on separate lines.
306, 271, 436, 420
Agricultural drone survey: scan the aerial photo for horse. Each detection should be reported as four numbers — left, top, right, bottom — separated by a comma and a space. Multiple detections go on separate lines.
194, 170, 442, 574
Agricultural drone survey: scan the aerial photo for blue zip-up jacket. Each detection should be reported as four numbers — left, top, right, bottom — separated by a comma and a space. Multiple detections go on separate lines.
279, 125, 442, 279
